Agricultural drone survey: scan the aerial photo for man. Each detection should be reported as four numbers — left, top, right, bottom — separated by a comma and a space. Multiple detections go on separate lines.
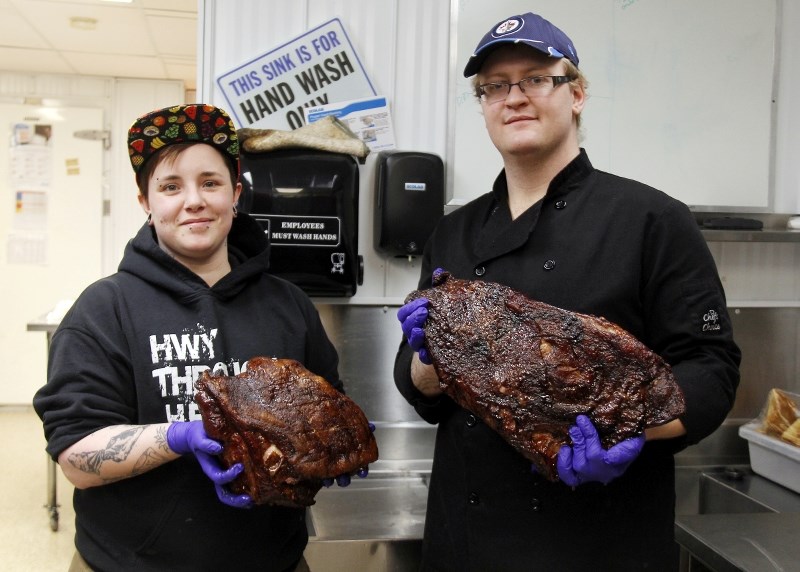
394, 13, 740, 571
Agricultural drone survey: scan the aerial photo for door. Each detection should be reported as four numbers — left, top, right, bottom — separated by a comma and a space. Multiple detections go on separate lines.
0, 103, 104, 404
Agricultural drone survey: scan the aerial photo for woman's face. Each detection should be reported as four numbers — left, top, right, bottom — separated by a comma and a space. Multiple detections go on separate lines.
139, 143, 241, 270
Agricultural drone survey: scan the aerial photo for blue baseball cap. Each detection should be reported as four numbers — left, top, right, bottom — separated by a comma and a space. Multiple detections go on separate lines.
463, 13, 579, 77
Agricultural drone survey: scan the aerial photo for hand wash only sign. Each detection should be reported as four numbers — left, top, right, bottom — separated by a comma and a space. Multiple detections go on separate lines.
217, 18, 376, 131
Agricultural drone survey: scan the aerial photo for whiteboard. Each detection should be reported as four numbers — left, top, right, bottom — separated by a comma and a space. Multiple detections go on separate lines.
449, 0, 777, 211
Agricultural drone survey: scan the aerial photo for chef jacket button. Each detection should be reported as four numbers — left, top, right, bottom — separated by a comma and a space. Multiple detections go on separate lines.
474, 266, 486, 277
530, 497, 542, 511
543, 259, 556, 271
468, 492, 480, 505
466, 414, 477, 427
555, 200, 567, 209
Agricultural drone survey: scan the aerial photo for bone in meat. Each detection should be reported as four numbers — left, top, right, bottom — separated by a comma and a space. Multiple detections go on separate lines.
195, 357, 379, 506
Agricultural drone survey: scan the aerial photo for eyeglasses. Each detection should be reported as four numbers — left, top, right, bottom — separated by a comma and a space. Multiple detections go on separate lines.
476, 75, 574, 103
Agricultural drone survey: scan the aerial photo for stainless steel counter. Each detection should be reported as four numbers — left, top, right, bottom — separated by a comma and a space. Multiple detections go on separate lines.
676, 468, 800, 572
676, 513, 800, 572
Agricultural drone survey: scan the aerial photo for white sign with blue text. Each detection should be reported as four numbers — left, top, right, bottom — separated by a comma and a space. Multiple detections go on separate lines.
305, 96, 396, 152
216, 18, 376, 131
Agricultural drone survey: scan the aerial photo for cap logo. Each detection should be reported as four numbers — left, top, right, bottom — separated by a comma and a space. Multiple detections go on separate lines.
493, 17, 522, 37
463, 13, 579, 77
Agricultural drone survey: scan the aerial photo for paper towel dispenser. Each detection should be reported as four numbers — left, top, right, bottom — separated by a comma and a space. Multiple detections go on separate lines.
238, 149, 363, 297
374, 151, 444, 257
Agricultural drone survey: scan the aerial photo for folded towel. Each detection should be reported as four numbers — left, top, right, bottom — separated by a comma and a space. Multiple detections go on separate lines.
238, 116, 370, 161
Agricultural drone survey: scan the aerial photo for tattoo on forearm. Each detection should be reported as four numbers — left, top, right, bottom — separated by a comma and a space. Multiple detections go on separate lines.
69, 449, 109, 476
155, 424, 170, 453
132, 447, 165, 477
69, 426, 144, 475
68, 425, 169, 480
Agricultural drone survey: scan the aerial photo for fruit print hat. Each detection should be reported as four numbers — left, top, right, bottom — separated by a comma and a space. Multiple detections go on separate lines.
127, 103, 239, 174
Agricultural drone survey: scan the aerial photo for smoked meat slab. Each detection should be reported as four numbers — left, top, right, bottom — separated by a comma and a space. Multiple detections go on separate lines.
195, 357, 378, 507
406, 271, 685, 481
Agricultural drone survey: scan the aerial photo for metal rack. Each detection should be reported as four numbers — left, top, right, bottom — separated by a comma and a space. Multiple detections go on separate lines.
26, 316, 60, 532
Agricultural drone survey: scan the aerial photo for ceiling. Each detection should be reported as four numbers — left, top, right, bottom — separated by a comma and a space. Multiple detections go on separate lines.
0, 0, 198, 90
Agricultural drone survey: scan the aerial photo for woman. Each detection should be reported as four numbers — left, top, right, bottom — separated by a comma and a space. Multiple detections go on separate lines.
34, 104, 345, 571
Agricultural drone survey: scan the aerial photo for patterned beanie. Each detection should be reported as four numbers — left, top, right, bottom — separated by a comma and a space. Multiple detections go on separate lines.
127, 103, 239, 174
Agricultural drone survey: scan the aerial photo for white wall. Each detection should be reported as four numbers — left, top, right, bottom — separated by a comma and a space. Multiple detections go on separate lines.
0, 73, 183, 405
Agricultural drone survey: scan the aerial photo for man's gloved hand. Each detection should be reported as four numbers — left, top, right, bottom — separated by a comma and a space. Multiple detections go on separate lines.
397, 267, 448, 366
397, 298, 431, 365
556, 415, 645, 487
166, 421, 253, 508
323, 422, 375, 488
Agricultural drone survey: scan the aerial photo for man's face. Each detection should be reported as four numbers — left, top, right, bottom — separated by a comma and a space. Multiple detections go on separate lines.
477, 45, 584, 159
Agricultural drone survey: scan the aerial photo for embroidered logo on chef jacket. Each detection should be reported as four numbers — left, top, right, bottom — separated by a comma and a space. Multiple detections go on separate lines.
702, 309, 721, 332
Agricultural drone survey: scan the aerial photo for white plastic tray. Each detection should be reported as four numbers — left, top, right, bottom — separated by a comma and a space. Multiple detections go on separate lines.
739, 421, 800, 494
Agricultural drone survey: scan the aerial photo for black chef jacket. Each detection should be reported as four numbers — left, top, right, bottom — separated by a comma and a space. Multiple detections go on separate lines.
394, 150, 741, 572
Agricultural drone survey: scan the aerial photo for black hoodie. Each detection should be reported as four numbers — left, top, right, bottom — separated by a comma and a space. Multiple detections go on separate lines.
34, 213, 340, 571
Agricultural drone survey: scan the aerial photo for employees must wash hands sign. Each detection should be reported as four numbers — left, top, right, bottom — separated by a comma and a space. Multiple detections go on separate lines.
216, 18, 376, 131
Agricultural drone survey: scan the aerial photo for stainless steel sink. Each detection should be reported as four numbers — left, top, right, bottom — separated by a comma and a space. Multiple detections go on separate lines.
300, 421, 433, 571
307, 474, 428, 540
676, 467, 800, 571
697, 466, 800, 514
304, 472, 428, 572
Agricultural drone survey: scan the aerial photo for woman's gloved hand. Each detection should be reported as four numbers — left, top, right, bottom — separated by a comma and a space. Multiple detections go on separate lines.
166, 421, 253, 508
322, 422, 375, 488
556, 415, 645, 486
397, 298, 431, 364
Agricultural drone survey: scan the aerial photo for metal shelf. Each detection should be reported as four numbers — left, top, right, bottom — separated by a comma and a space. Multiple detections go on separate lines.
701, 229, 800, 242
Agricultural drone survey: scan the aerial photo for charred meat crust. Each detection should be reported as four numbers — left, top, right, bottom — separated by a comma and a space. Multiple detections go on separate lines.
195, 357, 379, 507
406, 271, 684, 481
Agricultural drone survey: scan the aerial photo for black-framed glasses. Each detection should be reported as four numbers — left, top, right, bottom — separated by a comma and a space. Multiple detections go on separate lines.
476, 75, 573, 103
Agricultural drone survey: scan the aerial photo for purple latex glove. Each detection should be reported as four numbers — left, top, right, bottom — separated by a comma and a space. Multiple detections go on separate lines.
166, 421, 253, 508
557, 415, 645, 486
323, 422, 375, 488
322, 464, 371, 488
397, 298, 431, 365
431, 267, 446, 283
